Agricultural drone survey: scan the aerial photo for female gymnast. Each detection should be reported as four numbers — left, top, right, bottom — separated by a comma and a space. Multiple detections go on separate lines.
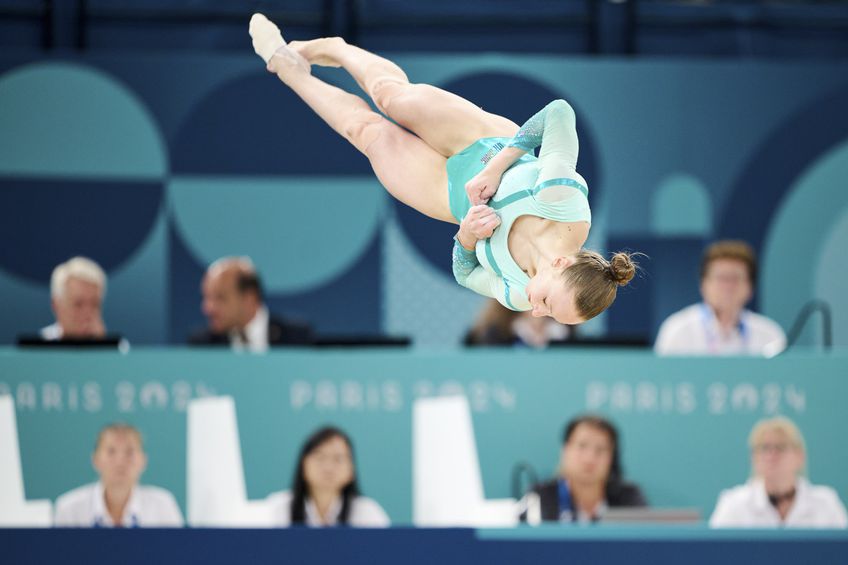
249, 14, 636, 325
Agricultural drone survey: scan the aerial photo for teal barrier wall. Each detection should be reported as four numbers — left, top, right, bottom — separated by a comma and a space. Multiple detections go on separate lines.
1, 348, 846, 524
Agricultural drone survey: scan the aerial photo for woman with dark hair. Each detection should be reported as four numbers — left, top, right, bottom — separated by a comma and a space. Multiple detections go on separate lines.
525, 415, 646, 523
266, 426, 389, 527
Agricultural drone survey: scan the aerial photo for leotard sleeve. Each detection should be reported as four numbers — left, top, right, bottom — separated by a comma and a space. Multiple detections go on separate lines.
452, 240, 503, 302
507, 99, 587, 200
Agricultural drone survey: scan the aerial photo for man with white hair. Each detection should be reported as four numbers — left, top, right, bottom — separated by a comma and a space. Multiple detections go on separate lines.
41, 256, 108, 340
189, 256, 313, 351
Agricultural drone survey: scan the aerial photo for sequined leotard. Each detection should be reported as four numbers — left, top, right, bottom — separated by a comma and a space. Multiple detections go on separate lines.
448, 99, 591, 311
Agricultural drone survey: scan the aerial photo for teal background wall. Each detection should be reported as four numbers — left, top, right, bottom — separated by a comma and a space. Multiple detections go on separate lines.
2, 55, 848, 347
2, 348, 845, 524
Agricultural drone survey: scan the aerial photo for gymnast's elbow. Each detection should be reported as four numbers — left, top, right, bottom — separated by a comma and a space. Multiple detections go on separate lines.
548, 99, 576, 122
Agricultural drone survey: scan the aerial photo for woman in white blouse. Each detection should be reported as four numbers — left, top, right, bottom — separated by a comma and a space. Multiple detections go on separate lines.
710, 417, 847, 528
266, 426, 390, 527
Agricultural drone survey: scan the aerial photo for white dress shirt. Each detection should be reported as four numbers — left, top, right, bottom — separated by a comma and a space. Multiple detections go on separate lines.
710, 477, 848, 529
229, 305, 269, 353
655, 303, 786, 357
40, 323, 63, 341
54, 482, 184, 527
265, 490, 390, 527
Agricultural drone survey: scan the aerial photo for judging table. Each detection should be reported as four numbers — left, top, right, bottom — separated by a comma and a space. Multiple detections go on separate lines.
2, 526, 847, 565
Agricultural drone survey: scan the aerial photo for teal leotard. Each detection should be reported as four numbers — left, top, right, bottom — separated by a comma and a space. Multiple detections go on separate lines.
449, 99, 591, 311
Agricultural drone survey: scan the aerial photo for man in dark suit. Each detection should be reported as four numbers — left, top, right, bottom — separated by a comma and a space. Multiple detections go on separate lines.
189, 257, 313, 350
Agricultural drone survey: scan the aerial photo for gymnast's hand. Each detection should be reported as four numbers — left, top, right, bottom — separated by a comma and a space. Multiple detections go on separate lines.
465, 168, 503, 205
457, 205, 501, 249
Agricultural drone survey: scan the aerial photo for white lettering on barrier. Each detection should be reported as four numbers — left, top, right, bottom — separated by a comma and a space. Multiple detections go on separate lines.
731, 383, 758, 412
42, 382, 62, 411
83, 382, 102, 412
291, 380, 312, 409
172, 381, 193, 412
0, 381, 105, 412
16, 383, 36, 410
586, 382, 608, 410
635, 382, 658, 412
763, 383, 781, 415
139, 381, 168, 410
678, 383, 696, 414
785, 386, 806, 413
288, 380, 517, 413
315, 380, 338, 410
116, 381, 135, 412
340, 381, 364, 410
0, 381, 208, 413
708, 383, 728, 414
586, 381, 806, 415
0, 378, 808, 416
611, 382, 633, 411
492, 384, 516, 410
383, 381, 403, 412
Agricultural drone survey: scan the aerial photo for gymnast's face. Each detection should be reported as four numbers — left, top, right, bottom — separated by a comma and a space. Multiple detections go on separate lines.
525, 257, 585, 325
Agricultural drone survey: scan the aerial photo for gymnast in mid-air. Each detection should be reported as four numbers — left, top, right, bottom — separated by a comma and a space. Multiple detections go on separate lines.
249, 14, 636, 325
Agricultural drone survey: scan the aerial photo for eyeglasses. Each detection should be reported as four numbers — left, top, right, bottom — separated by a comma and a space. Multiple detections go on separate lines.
705, 272, 749, 284
752, 443, 794, 455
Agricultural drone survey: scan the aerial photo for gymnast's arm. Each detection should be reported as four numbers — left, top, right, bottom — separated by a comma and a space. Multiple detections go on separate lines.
452, 206, 503, 299
452, 242, 502, 300
466, 99, 580, 203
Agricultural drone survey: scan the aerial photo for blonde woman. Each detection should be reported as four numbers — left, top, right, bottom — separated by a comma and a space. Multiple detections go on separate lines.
710, 417, 847, 528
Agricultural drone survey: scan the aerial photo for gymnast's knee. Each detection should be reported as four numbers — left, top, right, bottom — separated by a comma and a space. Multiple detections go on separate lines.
370, 79, 410, 115
344, 110, 386, 154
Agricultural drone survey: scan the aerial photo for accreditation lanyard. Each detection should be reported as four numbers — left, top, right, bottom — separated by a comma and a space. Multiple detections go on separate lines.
93, 513, 139, 528
557, 478, 575, 522
700, 303, 749, 355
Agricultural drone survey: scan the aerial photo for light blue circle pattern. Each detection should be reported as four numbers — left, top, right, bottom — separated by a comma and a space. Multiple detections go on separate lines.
761, 139, 848, 343
0, 62, 166, 178
168, 176, 385, 293
815, 208, 848, 347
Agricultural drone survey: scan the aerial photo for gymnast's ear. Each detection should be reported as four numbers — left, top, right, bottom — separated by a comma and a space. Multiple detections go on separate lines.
552, 256, 575, 269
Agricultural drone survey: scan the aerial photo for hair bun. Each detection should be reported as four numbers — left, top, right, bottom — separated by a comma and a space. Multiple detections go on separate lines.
609, 252, 636, 286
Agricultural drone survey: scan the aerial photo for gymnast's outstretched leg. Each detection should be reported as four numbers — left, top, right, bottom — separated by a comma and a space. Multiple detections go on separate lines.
249, 14, 455, 223
288, 37, 520, 157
